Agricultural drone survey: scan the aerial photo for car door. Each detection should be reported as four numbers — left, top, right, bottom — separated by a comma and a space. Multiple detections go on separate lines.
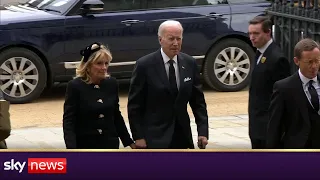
142, 0, 231, 59
63, 0, 148, 78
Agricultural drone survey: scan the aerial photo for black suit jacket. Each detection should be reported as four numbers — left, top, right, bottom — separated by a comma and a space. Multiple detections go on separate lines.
249, 42, 291, 140
267, 72, 320, 148
127, 49, 209, 148
63, 77, 133, 149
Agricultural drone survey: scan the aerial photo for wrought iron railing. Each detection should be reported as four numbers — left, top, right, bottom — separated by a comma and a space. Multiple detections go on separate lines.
266, 0, 320, 73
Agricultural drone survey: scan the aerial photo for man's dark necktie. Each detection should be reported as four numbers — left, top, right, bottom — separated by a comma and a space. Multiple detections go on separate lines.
308, 80, 319, 112
255, 50, 261, 64
168, 60, 178, 97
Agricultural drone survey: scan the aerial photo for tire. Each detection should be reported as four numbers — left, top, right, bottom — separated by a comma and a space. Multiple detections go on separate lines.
203, 38, 255, 92
0, 48, 47, 104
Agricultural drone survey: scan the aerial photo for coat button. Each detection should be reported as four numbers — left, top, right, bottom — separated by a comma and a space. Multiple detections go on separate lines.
97, 129, 102, 134
99, 114, 104, 118
97, 99, 103, 103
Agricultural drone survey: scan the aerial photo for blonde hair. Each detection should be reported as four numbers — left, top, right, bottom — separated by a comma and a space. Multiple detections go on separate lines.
76, 43, 112, 83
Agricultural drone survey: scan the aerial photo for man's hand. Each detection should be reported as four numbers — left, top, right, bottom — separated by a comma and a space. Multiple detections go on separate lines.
197, 136, 208, 149
135, 139, 147, 149
129, 143, 137, 149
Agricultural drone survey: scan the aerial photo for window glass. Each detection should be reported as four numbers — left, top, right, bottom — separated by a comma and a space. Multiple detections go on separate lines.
40, 0, 77, 13
227, 0, 268, 4
22, 0, 58, 9
101, 0, 146, 11
37, 0, 56, 8
146, 0, 227, 8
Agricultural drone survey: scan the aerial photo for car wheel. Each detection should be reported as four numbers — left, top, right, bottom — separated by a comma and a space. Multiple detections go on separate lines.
0, 48, 47, 104
203, 38, 255, 91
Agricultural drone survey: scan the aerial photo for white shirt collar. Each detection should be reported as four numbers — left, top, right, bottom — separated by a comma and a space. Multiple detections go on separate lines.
298, 69, 318, 86
161, 48, 177, 64
257, 39, 273, 54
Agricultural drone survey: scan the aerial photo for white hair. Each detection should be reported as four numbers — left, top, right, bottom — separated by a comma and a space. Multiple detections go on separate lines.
157, 20, 184, 37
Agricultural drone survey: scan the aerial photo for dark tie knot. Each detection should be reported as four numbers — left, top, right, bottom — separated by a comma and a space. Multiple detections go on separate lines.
169, 59, 174, 66
308, 80, 315, 88
256, 50, 261, 56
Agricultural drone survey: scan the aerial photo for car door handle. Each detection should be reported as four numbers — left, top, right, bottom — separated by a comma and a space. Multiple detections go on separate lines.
121, 19, 143, 24
206, 13, 223, 18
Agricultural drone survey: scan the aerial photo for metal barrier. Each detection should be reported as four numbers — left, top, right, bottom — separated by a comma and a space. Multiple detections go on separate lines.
266, 0, 320, 73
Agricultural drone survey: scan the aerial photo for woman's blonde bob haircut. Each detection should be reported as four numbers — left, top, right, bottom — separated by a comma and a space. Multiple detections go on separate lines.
76, 43, 112, 83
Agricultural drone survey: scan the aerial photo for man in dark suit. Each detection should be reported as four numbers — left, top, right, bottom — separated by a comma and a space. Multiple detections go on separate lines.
267, 38, 320, 149
127, 20, 209, 149
248, 16, 291, 149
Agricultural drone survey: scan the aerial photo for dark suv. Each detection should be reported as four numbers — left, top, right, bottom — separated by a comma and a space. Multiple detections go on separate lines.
0, 0, 270, 103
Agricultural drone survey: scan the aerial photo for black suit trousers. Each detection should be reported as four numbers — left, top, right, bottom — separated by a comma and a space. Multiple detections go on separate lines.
251, 138, 266, 149
76, 134, 120, 149
168, 120, 190, 149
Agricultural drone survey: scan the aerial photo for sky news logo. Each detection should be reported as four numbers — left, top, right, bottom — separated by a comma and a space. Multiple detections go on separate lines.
3, 158, 67, 174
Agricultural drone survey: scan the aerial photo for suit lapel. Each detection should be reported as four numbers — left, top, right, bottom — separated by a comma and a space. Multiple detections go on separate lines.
292, 72, 310, 123
252, 42, 273, 76
177, 54, 187, 92
154, 49, 172, 94
174, 54, 188, 104
258, 42, 274, 66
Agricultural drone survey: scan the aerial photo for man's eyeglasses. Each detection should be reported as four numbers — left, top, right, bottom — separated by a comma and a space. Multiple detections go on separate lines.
301, 59, 320, 67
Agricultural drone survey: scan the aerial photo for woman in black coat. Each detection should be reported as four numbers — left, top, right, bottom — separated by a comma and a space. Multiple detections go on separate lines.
63, 42, 135, 149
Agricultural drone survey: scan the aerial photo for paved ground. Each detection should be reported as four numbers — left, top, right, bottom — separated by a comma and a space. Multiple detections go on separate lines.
5, 114, 251, 149
0, 0, 251, 150
9, 82, 249, 129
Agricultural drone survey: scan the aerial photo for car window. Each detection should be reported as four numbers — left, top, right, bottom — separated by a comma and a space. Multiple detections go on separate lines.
36, 0, 56, 8
40, 0, 77, 14
101, 0, 146, 11
146, 0, 228, 8
24, 0, 45, 8
227, 0, 269, 4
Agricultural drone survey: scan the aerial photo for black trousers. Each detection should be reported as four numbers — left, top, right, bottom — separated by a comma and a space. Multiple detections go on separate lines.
168, 121, 191, 149
251, 139, 266, 149
76, 134, 120, 149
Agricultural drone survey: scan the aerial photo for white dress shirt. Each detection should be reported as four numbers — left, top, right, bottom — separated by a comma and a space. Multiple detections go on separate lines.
161, 48, 180, 90
257, 39, 273, 64
298, 69, 320, 115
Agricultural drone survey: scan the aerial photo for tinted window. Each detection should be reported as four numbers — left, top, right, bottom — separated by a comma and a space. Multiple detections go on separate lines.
41, 0, 77, 14
146, 0, 228, 8
227, 0, 269, 3
101, 0, 146, 11
23, 0, 68, 9
23, 0, 52, 8
36, 0, 57, 8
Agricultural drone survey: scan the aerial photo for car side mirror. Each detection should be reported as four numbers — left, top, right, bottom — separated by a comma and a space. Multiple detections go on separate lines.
80, 0, 104, 15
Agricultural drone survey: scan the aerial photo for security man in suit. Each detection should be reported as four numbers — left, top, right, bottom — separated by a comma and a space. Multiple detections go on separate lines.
248, 16, 291, 149
267, 38, 320, 149
127, 20, 209, 149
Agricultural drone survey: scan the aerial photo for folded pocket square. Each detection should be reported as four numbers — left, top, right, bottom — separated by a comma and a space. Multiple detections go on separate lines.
184, 77, 191, 82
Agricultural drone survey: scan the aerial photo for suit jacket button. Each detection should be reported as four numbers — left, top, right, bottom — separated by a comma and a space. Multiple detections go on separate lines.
99, 114, 104, 118
97, 99, 103, 103
97, 129, 102, 134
